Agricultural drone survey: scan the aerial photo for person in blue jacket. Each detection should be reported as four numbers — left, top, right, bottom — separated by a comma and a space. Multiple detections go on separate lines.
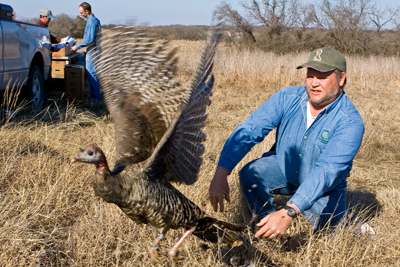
209, 47, 367, 239
71, 2, 102, 101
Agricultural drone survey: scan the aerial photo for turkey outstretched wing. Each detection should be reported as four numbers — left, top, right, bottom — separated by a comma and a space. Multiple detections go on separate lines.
145, 23, 222, 185
94, 27, 186, 167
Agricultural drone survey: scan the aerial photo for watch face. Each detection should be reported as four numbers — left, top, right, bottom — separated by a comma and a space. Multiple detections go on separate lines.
285, 206, 296, 218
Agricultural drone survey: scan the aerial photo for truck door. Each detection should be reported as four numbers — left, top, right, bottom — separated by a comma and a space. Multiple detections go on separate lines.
2, 20, 31, 90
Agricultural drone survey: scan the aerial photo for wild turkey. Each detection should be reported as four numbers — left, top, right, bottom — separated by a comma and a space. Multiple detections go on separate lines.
72, 23, 245, 262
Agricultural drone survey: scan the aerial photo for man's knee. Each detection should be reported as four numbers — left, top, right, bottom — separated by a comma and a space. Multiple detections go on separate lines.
239, 161, 259, 185
305, 189, 347, 229
239, 156, 280, 186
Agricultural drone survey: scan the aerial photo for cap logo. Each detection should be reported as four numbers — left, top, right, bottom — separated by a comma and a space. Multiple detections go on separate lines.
313, 49, 322, 61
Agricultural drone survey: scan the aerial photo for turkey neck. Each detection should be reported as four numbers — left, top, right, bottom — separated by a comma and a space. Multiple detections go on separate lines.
92, 166, 147, 207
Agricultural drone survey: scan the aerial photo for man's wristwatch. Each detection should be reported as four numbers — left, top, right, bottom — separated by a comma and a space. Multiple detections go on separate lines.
283, 205, 297, 218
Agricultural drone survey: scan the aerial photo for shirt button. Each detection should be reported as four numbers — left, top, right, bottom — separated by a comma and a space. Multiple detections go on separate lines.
299, 153, 302, 157
296, 171, 299, 173
304, 136, 307, 139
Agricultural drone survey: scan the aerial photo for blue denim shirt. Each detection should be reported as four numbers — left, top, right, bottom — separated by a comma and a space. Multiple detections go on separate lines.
218, 85, 364, 213
76, 14, 101, 50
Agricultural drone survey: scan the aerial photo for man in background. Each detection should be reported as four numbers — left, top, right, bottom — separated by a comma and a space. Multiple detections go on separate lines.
36, 8, 62, 44
71, 2, 101, 102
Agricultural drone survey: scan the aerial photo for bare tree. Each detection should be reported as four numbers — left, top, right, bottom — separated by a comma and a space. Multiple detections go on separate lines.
242, 0, 298, 36
216, 2, 256, 44
291, 0, 316, 31
314, 0, 370, 30
48, 13, 74, 38
367, 2, 398, 34
312, 0, 372, 53
71, 16, 86, 39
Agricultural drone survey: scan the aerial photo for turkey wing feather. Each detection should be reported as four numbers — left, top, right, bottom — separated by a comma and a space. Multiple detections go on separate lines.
94, 28, 186, 166
146, 24, 222, 185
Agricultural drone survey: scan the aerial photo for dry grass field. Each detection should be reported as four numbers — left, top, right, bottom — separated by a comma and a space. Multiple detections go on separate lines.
0, 39, 399, 266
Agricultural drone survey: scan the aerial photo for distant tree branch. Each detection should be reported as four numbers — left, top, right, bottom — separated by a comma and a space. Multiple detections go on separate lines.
216, 2, 257, 43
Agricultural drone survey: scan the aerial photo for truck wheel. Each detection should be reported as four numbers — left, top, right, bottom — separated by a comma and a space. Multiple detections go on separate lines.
28, 64, 44, 111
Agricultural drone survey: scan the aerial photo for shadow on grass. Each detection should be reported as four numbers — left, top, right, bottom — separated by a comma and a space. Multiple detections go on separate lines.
218, 237, 282, 266
346, 187, 382, 219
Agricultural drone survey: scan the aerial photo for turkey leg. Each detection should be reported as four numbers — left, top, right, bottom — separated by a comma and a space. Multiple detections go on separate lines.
150, 227, 169, 261
168, 227, 196, 262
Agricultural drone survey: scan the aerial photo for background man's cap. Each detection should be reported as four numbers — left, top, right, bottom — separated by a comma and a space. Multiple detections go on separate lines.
40, 8, 56, 19
297, 47, 346, 72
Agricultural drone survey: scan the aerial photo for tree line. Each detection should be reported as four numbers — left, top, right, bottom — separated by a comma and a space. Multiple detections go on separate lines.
18, 0, 400, 56
216, 0, 400, 55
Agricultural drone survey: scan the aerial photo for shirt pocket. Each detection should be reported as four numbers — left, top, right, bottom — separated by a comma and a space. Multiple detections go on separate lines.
315, 140, 327, 154
313, 140, 327, 164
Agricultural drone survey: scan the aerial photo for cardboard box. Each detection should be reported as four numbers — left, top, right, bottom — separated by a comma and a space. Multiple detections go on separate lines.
51, 60, 67, 78
52, 44, 70, 57
64, 65, 85, 100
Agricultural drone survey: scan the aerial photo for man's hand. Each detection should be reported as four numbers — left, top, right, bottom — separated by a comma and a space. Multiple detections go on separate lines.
70, 45, 77, 52
209, 166, 230, 212
255, 209, 292, 239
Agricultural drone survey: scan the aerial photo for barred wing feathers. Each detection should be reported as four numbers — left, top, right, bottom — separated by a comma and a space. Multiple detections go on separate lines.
95, 28, 186, 166
146, 24, 222, 185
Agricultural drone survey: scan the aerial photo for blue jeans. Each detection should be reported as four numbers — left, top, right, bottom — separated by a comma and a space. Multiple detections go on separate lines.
239, 152, 347, 230
85, 49, 101, 101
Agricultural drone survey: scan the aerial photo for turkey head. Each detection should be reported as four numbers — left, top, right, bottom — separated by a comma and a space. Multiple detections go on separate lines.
71, 145, 110, 174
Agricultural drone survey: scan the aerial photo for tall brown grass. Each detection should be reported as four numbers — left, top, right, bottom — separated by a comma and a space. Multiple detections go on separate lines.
0, 40, 399, 266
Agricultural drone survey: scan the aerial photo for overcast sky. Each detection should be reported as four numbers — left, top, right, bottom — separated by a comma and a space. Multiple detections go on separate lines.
11, 0, 400, 26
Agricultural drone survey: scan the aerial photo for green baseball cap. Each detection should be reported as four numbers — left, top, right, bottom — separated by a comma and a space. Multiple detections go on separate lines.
297, 47, 346, 72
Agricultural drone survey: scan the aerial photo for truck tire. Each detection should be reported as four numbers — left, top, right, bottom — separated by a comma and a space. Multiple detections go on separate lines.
28, 64, 44, 111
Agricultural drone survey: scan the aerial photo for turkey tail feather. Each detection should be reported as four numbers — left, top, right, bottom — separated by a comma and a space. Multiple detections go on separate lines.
193, 216, 245, 244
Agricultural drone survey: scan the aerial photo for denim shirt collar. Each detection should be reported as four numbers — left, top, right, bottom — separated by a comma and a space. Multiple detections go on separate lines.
84, 14, 93, 21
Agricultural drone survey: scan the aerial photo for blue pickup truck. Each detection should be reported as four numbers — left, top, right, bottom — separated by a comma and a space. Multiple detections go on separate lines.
0, 3, 52, 111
